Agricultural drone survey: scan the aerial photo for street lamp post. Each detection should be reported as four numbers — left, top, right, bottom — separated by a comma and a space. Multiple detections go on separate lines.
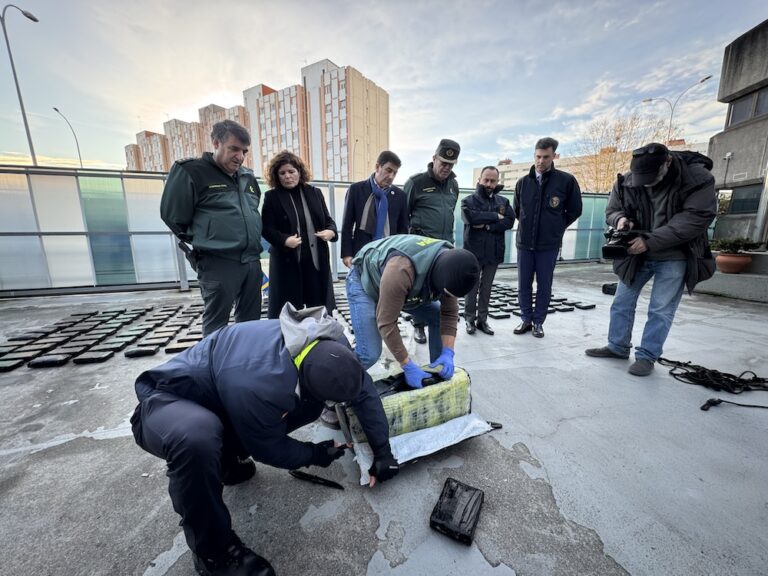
1, 4, 39, 166
53, 107, 83, 168
643, 74, 713, 143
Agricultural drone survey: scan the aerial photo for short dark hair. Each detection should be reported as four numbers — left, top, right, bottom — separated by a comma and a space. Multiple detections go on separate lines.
479, 165, 499, 177
376, 150, 401, 168
535, 137, 559, 152
266, 150, 312, 188
211, 120, 251, 146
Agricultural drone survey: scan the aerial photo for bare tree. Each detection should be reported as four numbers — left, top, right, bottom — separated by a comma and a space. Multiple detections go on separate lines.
574, 112, 672, 193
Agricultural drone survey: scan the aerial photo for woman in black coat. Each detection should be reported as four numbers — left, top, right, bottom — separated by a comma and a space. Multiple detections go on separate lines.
262, 151, 338, 319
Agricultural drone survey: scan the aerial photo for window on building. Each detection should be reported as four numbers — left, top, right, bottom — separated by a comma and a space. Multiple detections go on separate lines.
756, 87, 768, 118
325, 103, 332, 113
325, 85, 331, 94
727, 93, 754, 127
339, 80, 345, 91
730, 184, 763, 214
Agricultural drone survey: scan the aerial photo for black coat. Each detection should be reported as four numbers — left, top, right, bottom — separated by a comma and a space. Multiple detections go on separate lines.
341, 178, 409, 259
262, 184, 338, 318
513, 165, 582, 251
461, 185, 515, 265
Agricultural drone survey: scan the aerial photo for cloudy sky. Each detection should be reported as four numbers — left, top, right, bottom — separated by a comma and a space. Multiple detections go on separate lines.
0, 0, 766, 183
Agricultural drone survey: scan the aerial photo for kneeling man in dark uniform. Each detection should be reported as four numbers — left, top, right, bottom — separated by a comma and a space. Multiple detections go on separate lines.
131, 307, 398, 576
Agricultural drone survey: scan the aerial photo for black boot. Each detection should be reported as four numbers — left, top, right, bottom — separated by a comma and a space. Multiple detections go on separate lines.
465, 321, 476, 335
193, 534, 276, 576
414, 324, 427, 344
222, 458, 256, 486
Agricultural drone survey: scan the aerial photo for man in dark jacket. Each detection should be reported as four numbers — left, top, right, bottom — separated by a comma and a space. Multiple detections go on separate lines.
160, 120, 263, 337
461, 166, 515, 335
404, 139, 461, 344
341, 150, 409, 268
131, 306, 397, 576
513, 137, 582, 338
586, 143, 716, 376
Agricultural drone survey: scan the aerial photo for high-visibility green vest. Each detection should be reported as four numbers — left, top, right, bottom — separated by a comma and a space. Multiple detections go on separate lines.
353, 235, 452, 308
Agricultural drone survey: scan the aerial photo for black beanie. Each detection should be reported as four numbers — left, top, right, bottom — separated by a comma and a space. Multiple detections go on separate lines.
430, 249, 480, 298
300, 340, 363, 402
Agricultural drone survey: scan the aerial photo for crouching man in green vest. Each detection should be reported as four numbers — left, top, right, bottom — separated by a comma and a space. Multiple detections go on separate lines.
346, 235, 480, 388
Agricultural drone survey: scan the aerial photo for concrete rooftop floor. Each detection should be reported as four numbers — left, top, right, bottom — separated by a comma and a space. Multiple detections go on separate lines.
1, 262, 767, 576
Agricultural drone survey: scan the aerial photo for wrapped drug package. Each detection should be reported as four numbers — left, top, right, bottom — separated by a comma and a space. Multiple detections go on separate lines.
337, 367, 493, 484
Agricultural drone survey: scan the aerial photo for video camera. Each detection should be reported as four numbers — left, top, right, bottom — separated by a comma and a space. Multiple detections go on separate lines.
602, 227, 648, 259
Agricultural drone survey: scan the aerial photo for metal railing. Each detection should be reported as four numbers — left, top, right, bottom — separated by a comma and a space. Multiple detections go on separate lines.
0, 164, 608, 297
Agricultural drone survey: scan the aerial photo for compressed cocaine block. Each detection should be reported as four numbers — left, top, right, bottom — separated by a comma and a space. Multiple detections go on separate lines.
28, 354, 71, 368
602, 282, 617, 295
488, 312, 510, 319
124, 346, 158, 358
342, 368, 471, 442
0, 359, 25, 372
574, 302, 596, 310
555, 306, 574, 312
165, 342, 194, 354
430, 477, 484, 545
73, 351, 115, 364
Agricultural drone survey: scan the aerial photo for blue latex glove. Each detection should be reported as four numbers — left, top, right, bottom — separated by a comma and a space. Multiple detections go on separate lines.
428, 347, 455, 379
402, 360, 431, 389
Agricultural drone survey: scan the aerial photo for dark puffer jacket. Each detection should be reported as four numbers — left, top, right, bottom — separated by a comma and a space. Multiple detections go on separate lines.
461, 184, 515, 265
606, 151, 717, 292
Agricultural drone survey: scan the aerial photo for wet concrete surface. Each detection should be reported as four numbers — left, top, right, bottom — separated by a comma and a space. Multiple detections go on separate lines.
1, 262, 767, 575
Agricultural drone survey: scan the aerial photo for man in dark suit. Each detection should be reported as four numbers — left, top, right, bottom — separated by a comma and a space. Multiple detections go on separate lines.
341, 150, 409, 268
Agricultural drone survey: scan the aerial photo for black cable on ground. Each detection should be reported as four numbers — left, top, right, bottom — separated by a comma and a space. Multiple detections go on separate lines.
658, 357, 768, 412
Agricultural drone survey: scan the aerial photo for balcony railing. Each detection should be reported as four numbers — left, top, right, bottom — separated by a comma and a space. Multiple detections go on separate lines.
0, 165, 608, 297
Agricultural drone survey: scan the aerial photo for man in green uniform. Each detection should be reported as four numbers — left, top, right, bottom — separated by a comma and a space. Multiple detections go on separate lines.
161, 120, 264, 336
404, 139, 461, 343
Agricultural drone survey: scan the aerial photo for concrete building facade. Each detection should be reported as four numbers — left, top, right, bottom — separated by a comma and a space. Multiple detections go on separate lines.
162, 119, 204, 163
124, 144, 142, 171
302, 60, 389, 182
244, 84, 309, 177
135, 131, 169, 173
708, 18, 768, 241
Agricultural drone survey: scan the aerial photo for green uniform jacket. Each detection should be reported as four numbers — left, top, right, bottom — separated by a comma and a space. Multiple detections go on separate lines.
353, 234, 452, 309
160, 153, 263, 263
404, 163, 459, 242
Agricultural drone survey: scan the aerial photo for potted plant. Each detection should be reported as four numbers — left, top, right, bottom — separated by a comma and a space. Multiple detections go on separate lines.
710, 237, 761, 274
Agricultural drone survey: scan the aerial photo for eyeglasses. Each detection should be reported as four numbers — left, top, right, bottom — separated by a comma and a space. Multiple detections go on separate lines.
632, 144, 666, 157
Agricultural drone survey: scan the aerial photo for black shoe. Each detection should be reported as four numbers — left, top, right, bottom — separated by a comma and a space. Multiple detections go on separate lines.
194, 534, 275, 576
584, 346, 629, 359
532, 323, 544, 338
414, 325, 427, 344
465, 321, 476, 335
476, 321, 494, 336
222, 458, 256, 486
513, 321, 532, 335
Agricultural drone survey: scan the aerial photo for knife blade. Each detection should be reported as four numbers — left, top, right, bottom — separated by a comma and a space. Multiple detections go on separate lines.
289, 469, 344, 490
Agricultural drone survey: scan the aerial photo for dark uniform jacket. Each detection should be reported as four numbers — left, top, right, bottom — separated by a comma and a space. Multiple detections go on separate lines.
261, 184, 338, 318
404, 163, 459, 242
461, 184, 516, 265
134, 320, 390, 470
341, 178, 408, 259
513, 164, 582, 251
160, 153, 262, 262
606, 151, 717, 292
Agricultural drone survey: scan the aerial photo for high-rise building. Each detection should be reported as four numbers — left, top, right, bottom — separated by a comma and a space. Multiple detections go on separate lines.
163, 119, 204, 163
136, 131, 170, 172
302, 60, 389, 181
244, 84, 310, 176
125, 59, 388, 179
125, 144, 143, 171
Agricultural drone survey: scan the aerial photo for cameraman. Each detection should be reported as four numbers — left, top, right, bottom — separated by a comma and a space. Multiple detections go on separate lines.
585, 143, 716, 376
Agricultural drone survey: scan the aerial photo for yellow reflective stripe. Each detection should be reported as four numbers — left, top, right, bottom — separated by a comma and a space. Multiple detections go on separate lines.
293, 339, 319, 370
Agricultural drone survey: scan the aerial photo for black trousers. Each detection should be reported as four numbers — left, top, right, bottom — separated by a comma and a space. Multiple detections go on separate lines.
464, 263, 498, 324
197, 256, 262, 336
131, 392, 321, 558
